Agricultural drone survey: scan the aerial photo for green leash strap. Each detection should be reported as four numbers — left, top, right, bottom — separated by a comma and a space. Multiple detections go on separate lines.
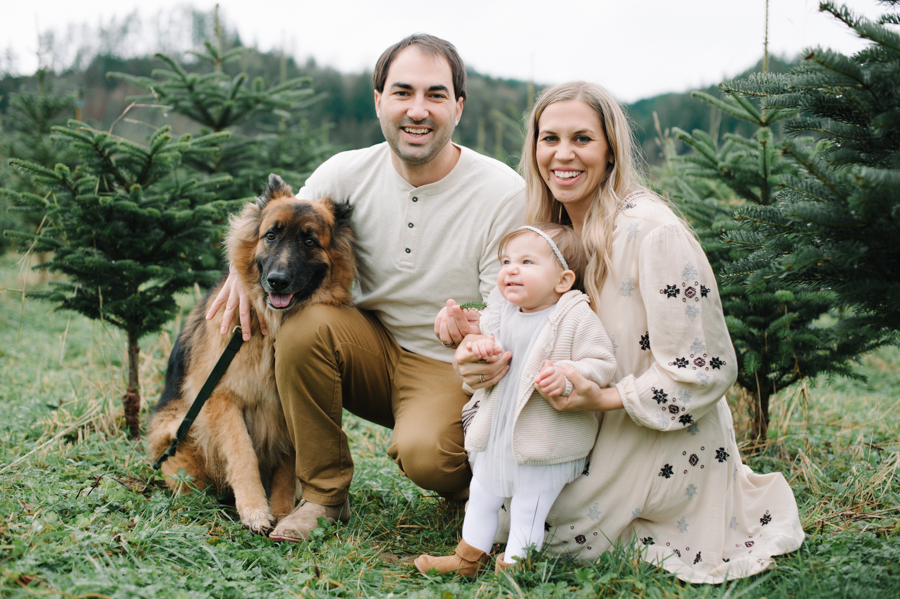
153, 327, 245, 470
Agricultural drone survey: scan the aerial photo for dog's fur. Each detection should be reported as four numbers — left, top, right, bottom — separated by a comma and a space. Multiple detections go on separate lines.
148, 174, 354, 533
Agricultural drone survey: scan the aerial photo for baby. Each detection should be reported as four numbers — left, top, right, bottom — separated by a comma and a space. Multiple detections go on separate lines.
417, 223, 616, 575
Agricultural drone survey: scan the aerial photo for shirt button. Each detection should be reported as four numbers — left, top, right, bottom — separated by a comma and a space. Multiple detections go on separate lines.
412, 197, 418, 202
408, 223, 414, 228
405, 248, 411, 254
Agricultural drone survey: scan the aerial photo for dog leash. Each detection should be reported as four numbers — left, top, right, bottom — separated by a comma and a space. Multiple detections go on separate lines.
152, 326, 245, 470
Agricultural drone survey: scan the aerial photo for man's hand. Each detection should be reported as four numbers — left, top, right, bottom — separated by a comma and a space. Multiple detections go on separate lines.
537, 362, 624, 412
453, 334, 510, 389
434, 299, 480, 348
205, 267, 267, 341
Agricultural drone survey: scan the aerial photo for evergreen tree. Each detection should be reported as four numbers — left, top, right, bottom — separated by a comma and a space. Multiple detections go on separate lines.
0, 70, 78, 252
1, 122, 239, 438
660, 85, 876, 443
106, 35, 331, 198
721, 1, 900, 338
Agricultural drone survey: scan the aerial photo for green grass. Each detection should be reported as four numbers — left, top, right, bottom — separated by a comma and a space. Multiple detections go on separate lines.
1, 250, 899, 598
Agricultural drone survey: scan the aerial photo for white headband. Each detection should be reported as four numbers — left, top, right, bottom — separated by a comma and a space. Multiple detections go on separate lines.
518, 226, 569, 271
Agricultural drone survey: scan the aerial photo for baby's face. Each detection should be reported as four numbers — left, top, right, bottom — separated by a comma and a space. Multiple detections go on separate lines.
497, 232, 565, 313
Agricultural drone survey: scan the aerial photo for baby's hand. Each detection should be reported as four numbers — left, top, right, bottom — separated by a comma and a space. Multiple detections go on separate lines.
534, 360, 570, 398
466, 336, 504, 361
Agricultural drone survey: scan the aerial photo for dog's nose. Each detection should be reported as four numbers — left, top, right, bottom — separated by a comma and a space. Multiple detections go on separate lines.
267, 271, 290, 292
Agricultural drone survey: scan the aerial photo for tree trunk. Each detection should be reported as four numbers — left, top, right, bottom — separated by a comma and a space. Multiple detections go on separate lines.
750, 386, 771, 445
123, 331, 141, 439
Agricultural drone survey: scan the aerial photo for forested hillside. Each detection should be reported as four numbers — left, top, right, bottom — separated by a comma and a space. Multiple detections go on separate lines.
0, 45, 794, 169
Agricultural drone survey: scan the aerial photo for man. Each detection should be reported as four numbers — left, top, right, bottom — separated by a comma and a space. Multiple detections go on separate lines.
207, 33, 524, 541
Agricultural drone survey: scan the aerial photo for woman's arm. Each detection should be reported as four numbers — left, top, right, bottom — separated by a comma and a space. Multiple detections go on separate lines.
617, 223, 738, 431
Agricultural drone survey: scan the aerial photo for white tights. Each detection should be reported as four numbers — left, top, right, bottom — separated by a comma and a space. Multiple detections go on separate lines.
461, 477, 565, 560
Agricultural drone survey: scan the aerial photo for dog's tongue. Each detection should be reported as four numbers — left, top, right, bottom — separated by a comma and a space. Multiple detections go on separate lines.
269, 293, 293, 308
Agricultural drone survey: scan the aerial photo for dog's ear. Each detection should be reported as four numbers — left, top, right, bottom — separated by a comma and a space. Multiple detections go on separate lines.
330, 197, 354, 231
257, 174, 293, 208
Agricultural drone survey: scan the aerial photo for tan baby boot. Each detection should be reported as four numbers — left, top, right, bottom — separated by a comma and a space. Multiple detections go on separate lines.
494, 552, 517, 573
414, 539, 490, 577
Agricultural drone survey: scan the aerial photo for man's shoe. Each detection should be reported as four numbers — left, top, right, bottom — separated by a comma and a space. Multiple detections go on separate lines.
414, 539, 489, 577
268, 498, 350, 542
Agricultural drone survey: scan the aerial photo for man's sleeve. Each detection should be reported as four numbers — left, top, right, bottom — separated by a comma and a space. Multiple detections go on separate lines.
296, 155, 340, 201
478, 187, 526, 301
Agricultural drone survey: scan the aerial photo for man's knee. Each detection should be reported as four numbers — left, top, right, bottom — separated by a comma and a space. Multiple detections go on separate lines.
389, 425, 470, 493
274, 304, 347, 357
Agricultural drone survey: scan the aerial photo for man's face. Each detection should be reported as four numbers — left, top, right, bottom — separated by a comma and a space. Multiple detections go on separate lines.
374, 46, 463, 167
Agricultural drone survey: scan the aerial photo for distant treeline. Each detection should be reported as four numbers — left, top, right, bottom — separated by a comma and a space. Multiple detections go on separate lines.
0, 46, 795, 170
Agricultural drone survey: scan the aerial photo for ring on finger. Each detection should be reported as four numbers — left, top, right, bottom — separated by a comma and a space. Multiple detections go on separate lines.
479, 374, 485, 383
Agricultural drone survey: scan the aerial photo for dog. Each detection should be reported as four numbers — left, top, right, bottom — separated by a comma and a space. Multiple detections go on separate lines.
148, 174, 354, 533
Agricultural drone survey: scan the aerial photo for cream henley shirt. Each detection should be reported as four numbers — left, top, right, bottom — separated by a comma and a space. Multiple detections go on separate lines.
297, 142, 525, 362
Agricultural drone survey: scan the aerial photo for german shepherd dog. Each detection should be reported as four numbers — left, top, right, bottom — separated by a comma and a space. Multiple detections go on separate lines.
148, 174, 354, 533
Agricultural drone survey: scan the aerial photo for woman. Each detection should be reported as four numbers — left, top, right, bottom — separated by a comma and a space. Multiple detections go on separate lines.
437, 81, 804, 583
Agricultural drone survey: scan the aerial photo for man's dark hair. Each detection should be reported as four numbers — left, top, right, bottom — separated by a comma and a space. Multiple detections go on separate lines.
373, 33, 467, 101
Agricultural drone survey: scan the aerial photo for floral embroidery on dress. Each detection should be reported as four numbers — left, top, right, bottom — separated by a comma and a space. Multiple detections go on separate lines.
588, 502, 601, 521
710, 357, 726, 369
694, 552, 702, 564
730, 516, 739, 530
671, 357, 689, 368
682, 262, 699, 280
679, 414, 694, 426
688, 422, 700, 436
652, 387, 669, 404
620, 278, 635, 296
715, 447, 730, 463
686, 483, 698, 499
677, 517, 689, 533
678, 388, 693, 405
632, 507, 643, 518
661, 284, 680, 298
690, 338, 706, 354
700, 285, 710, 298
760, 511, 772, 526
640, 536, 654, 545
697, 371, 711, 385
640, 332, 650, 351
610, 334, 618, 355
659, 464, 674, 478
627, 222, 641, 241
685, 304, 699, 321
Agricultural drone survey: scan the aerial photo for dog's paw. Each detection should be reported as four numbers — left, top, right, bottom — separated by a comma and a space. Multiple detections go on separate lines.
240, 508, 275, 534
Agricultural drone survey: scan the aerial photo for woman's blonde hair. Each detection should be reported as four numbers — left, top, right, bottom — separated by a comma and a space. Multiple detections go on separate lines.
519, 81, 644, 304
498, 223, 588, 292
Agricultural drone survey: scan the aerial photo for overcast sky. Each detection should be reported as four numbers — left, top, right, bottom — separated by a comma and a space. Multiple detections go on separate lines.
2, 0, 886, 102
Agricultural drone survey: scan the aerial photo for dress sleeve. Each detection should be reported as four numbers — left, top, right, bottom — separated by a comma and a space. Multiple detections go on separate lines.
478, 189, 525, 301
616, 223, 737, 431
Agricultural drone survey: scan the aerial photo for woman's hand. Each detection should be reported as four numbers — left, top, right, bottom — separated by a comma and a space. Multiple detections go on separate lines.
205, 267, 267, 341
536, 361, 623, 412
434, 299, 481, 349
453, 334, 511, 390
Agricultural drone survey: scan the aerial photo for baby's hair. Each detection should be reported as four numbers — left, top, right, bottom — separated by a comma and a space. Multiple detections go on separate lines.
498, 223, 588, 292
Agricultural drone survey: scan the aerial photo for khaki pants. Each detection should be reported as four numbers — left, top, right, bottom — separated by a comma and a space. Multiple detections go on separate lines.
274, 304, 471, 505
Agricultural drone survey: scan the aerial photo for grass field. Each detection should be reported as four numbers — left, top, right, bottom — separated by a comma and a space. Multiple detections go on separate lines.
1, 251, 899, 598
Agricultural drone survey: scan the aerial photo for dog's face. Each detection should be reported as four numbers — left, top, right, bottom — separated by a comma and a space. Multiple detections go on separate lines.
227, 175, 355, 319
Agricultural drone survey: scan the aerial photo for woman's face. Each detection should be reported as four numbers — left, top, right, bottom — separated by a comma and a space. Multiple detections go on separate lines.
535, 99, 613, 216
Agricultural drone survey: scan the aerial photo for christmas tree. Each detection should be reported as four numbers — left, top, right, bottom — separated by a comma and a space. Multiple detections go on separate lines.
106, 12, 331, 199
1, 122, 239, 438
721, 1, 900, 339
0, 70, 79, 252
660, 81, 876, 442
